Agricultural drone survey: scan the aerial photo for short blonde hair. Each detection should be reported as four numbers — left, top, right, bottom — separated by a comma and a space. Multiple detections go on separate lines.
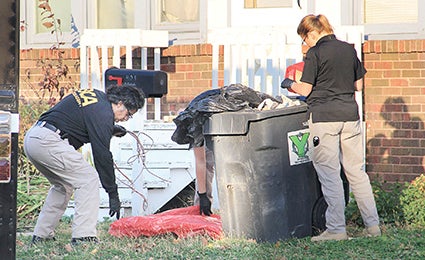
297, 14, 334, 39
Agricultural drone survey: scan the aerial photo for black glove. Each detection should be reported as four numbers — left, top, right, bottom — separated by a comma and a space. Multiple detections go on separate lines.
198, 192, 212, 216
280, 78, 296, 89
108, 192, 121, 219
112, 124, 127, 137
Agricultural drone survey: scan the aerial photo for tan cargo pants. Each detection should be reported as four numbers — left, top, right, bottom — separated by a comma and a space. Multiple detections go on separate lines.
308, 117, 379, 233
24, 124, 100, 239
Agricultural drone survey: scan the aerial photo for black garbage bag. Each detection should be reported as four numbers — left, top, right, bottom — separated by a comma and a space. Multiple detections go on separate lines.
171, 83, 280, 147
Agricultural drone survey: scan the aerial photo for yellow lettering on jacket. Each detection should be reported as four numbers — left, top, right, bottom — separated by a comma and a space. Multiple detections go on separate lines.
73, 89, 98, 107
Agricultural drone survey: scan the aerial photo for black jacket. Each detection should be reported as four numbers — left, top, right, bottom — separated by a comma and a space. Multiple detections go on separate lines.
39, 89, 117, 194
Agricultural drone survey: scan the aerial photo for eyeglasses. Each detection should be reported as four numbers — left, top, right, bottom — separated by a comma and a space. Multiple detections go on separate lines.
124, 105, 135, 119
302, 32, 310, 45
126, 109, 134, 119
302, 36, 307, 45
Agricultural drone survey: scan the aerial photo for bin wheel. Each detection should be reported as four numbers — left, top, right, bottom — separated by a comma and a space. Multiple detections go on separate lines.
312, 196, 327, 235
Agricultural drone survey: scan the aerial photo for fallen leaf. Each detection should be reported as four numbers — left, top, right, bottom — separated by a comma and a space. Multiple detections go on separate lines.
64, 243, 73, 252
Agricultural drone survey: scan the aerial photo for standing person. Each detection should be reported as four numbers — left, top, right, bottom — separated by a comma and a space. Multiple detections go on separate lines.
24, 85, 145, 245
281, 14, 380, 242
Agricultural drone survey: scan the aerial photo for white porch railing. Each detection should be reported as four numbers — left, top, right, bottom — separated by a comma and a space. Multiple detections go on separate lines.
208, 26, 364, 118
208, 27, 303, 96
79, 29, 169, 120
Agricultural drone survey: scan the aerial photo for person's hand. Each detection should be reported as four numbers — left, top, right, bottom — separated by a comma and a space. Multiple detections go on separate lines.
198, 192, 212, 216
108, 192, 121, 219
280, 78, 296, 89
112, 124, 127, 137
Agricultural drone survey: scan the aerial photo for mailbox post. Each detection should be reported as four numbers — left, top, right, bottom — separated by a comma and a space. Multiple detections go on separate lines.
0, 0, 19, 259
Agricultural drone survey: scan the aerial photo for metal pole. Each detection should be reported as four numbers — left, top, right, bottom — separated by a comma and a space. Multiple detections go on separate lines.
0, 0, 19, 259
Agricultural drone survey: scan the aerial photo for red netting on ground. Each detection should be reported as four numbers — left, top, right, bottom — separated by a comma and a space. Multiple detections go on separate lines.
108, 206, 223, 239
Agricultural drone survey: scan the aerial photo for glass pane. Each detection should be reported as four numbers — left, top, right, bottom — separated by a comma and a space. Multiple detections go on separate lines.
160, 0, 199, 23
98, 0, 135, 29
245, 0, 292, 8
364, 0, 417, 24
36, 0, 72, 34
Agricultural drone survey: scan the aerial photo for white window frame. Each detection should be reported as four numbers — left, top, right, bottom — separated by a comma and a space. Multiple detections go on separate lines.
150, 0, 207, 44
359, 0, 425, 40
20, 0, 85, 49
229, 0, 314, 28
86, 0, 207, 44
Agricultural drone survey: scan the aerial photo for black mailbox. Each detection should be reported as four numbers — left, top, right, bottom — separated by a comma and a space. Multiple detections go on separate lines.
104, 68, 168, 97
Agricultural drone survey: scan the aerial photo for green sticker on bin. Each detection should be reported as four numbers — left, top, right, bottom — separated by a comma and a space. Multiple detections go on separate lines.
288, 129, 311, 166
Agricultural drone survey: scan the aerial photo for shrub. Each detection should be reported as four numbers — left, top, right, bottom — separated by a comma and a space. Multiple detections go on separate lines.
346, 179, 406, 226
400, 174, 425, 227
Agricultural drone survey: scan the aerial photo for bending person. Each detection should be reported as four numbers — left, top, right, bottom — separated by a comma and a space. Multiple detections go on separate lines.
24, 85, 145, 245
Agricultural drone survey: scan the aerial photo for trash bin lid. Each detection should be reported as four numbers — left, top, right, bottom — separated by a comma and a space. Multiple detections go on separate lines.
203, 103, 308, 136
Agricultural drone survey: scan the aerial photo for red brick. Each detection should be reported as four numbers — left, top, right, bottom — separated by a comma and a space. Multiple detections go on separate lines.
389, 79, 408, 86
402, 70, 421, 77
375, 61, 393, 69
186, 72, 201, 80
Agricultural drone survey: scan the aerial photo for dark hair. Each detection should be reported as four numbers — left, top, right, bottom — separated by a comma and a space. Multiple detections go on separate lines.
106, 84, 145, 111
297, 14, 334, 39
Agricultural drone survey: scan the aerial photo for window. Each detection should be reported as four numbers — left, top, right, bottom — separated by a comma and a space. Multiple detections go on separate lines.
36, 0, 71, 34
151, 0, 206, 44
22, 0, 207, 48
362, 0, 425, 40
364, 1, 417, 24
159, 0, 199, 23
21, 0, 84, 49
244, 0, 292, 9
97, 0, 135, 29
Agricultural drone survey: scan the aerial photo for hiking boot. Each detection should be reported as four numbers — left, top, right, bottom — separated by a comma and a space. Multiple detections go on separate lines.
365, 225, 381, 237
71, 236, 99, 246
311, 230, 348, 242
31, 235, 55, 246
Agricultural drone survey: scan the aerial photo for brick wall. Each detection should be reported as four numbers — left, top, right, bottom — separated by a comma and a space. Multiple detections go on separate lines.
19, 48, 80, 104
363, 40, 425, 183
160, 44, 223, 117
19, 44, 221, 117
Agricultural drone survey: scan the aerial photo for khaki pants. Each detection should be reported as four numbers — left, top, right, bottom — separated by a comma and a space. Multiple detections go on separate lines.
308, 118, 379, 233
24, 125, 100, 238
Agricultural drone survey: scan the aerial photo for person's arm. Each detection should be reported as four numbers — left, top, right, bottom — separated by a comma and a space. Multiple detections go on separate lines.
290, 81, 313, 97
194, 146, 207, 193
355, 78, 363, 91
83, 95, 121, 219
193, 146, 212, 216
281, 78, 313, 97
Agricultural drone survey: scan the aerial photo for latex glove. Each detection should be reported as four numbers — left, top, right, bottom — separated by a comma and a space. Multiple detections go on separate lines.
198, 192, 212, 216
280, 78, 296, 89
108, 192, 121, 219
112, 124, 127, 137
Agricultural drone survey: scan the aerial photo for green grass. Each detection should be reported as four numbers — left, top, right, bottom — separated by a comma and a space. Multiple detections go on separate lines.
16, 221, 425, 260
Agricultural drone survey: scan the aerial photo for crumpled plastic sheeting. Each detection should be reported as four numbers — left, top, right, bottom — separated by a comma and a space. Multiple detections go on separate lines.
108, 206, 223, 239
171, 83, 281, 147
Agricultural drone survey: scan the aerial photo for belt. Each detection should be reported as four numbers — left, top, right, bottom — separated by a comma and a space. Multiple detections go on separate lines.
36, 121, 61, 134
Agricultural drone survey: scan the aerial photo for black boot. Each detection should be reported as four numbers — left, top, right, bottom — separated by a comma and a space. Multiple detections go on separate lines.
31, 235, 55, 246
71, 236, 99, 246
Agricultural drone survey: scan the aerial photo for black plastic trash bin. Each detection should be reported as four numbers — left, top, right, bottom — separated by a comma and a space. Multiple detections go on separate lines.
203, 102, 323, 242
